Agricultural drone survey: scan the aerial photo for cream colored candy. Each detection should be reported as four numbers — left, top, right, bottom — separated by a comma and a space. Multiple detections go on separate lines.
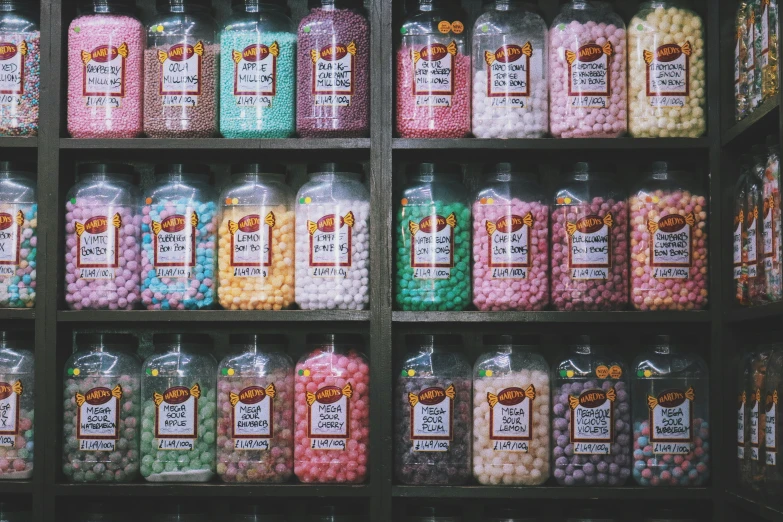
628, 5, 706, 137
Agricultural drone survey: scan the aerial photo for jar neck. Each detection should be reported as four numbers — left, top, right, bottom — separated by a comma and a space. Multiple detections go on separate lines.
490, 0, 524, 11
654, 345, 673, 355
417, 0, 452, 12
237, 1, 287, 13
310, 172, 358, 183
410, 173, 457, 184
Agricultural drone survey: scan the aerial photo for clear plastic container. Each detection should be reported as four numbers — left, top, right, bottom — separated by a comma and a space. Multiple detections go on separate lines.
735, 155, 754, 305
219, 0, 296, 139
0, 331, 32, 479
0, 162, 35, 309
140, 333, 217, 482
67, 0, 144, 138
747, 346, 772, 490
751, 0, 764, 109
750, 146, 769, 305
396, 0, 471, 138
295, 163, 370, 310
297, 0, 370, 138
140, 164, 217, 310
738, 350, 752, 488
218, 164, 294, 310
473, 335, 549, 486
764, 344, 783, 496
395, 163, 471, 311
62, 333, 141, 483
472, 163, 548, 311
395, 334, 471, 485
736, 1, 753, 121
229, 505, 286, 522
629, 162, 709, 311
631, 335, 710, 487
550, 163, 628, 311
406, 506, 460, 522
0, 1, 39, 137
144, 0, 218, 138
628, 1, 706, 138
552, 335, 630, 487
217, 334, 294, 483
471, 0, 548, 138
152, 504, 210, 522
65, 163, 141, 311
764, 135, 782, 301
762, 0, 779, 101
549, 1, 627, 138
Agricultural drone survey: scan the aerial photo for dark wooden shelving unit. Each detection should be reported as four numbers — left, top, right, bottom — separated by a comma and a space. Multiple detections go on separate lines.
53, 483, 373, 498
391, 485, 713, 500
59, 138, 372, 150
57, 310, 371, 323
392, 137, 712, 150
391, 310, 712, 323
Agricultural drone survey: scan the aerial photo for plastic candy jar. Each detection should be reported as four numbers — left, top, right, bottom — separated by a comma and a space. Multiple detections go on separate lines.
141, 164, 217, 310
141, 333, 216, 482
228, 505, 285, 522
736, 1, 753, 121
473, 163, 548, 311
308, 505, 354, 522
396, 0, 470, 138
628, 1, 706, 138
0, 1, 39, 137
631, 335, 710, 487
0, 163, 35, 309
734, 156, 754, 305
65, 163, 141, 311
295, 163, 369, 311
549, 1, 627, 138
629, 162, 708, 311
552, 335, 630, 487
471, 0, 548, 138
747, 347, 772, 490
219, 0, 296, 139
218, 164, 294, 310
144, 0, 218, 138
762, 0, 779, 101
763, 344, 783, 496
763, 135, 782, 301
297, 0, 370, 138
551, 162, 628, 311
406, 506, 460, 522
473, 335, 549, 486
738, 350, 752, 488
748, 147, 769, 305
395, 334, 471, 485
396, 163, 470, 311
67, 0, 144, 138
217, 334, 293, 483
751, 0, 765, 109
0, 331, 32, 479
294, 334, 370, 483
62, 333, 140, 483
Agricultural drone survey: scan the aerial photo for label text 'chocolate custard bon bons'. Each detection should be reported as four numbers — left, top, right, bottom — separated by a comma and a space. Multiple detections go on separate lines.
230, 384, 275, 451
153, 383, 201, 451
307, 383, 352, 451
488, 385, 535, 452
76, 384, 122, 452
569, 387, 616, 455
647, 387, 695, 454
566, 212, 613, 280
409, 384, 455, 452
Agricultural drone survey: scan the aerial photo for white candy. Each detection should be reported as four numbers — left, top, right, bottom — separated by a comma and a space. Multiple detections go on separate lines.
472, 71, 549, 138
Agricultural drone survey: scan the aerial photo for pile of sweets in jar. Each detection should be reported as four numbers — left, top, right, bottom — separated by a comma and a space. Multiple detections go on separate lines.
293, 349, 370, 483
630, 189, 709, 310
65, 200, 142, 310
294, 200, 370, 310
141, 199, 217, 310
472, 198, 549, 311
62, 374, 140, 482
219, 32, 296, 139
633, 417, 710, 486
550, 197, 629, 311
217, 370, 294, 482
472, 369, 550, 485
143, 44, 219, 138
0, 33, 39, 137
549, 21, 628, 138
764, 144, 782, 301
0, 203, 35, 308
296, 7, 370, 137
66, 14, 144, 138
628, 6, 706, 138
217, 204, 295, 310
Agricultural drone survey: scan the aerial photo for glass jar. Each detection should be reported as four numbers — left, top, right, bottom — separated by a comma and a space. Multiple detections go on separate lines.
219, 0, 296, 139
483, 507, 538, 522
140, 333, 216, 482
631, 335, 710, 487
628, 2, 706, 138
65, 163, 141, 311
473, 163, 548, 311
549, 1, 627, 138
738, 350, 751, 489
62, 333, 140, 483
0, 331, 32, 479
629, 162, 709, 311
747, 346, 772, 490
218, 164, 294, 310
751, 0, 764, 109
473, 335, 549, 486
217, 334, 294, 483
67, 0, 144, 138
552, 335, 630, 487
551, 163, 628, 311
762, 0, 779, 100
471, 0, 547, 138
764, 135, 782, 301
735, 156, 753, 305
750, 146, 769, 305
0, 1, 39, 137
0, 162, 35, 309
297, 0, 370, 138
395, 163, 471, 311
309, 506, 353, 522
764, 344, 783, 496
395, 334, 471, 485
294, 163, 370, 310
144, 0, 218, 138
294, 334, 369, 483
140, 164, 217, 310
229, 505, 285, 522
736, 1, 753, 121
406, 506, 460, 522
396, 0, 470, 138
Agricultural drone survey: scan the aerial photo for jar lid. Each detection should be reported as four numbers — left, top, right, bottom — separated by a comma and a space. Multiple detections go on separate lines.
0, 161, 34, 176
233, 0, 288, 7
484, 162, 534, 177
570, 161, 611, 176
157, 0, 211, 11
153, 333, 212, 346
483, 334, 538, 347
411, 0, 459, 10
568, 334, 614, 349
306, 333, 363, 346
81, 0, 136, 11
407, 163, 462, 179
307, 163, 364, 176
231, 163, 287, 176
406, 334, 462, 348
408, 505, 461, 521
308, 504, 353, 522
229, 333, 287, 347
76, 333, 136, 348
309, 0, 363, 8
78, 163, 135, 178
0, 0, 38, 12
0, 330, 32, 345
155, 163, 211, 177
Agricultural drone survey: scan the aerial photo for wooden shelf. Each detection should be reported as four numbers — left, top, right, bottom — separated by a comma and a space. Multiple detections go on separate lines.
57, 309, 370, 323
392, 310, 711, 323
724, 301, 783, 323
726, 490, 783, 521
0, 308, 34, 320
0, 137, 37, 148
54, 482, 371, 497
0, 481, 33, 494
722, 97, 780, 147
392, 137, 710, 151
59, 138, 371, 150
392, 485, 712, 500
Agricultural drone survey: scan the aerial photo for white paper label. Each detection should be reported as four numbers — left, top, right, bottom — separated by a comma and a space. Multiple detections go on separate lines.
762, 4, 770, 66
567, 42, 611, 108
570, 388, 614, 455
307, 384, 350, 450
0, 41, 24, 106
154, 384, 200, 450
0, 381, 20, 447
410, 385, 453, 452
486, 213, 531, 279
412, 42, 455, 107
650, 214, 693, 279
748, 215, 759, 264
308, 211, 353, 278
232, 385, 274, 451
734, 221, 743, 280
738, 395, 746, 449
233, 43, 277, 108
410, 213, 455, 280
0, 211, 21, 276
764, 198, 776, 261
159, 42, 202, 107
229, 213, 272, 278
485, 43, 531, 108
76, 214, 119, 280
751, 391, 761, 460
312, 42, 354, 107
82, 43, 126, 109
567, 213, 611, 280
489, 386, 533, 452
76, 386, 121, 452
153, 210, 196, 278
645, 42, 690, 107
767, 391, 777, 465
650, 388, 693, 454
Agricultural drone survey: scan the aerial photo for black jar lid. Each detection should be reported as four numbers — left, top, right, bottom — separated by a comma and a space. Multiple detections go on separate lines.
306, 333, 363, 346
307, 162, 364, 175
483, 334, 539, 347
157, 0, 211, 12
78, 163, 135, 178
0, 330, 32, 345
229, 333, 287, 348
231, 163, 287, 176
406, 334, 462, 348
153, 333, 212, 347
75, 333, 136, 349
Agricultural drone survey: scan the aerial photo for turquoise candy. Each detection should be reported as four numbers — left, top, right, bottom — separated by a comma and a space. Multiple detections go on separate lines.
395, 201, 471, 311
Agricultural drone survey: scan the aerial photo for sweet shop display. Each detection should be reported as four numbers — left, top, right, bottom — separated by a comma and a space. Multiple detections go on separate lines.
738, 351, 752, 488
764, 345, 783, 497
762, 0, 779, 101
763, 135, 782, 301
748, 347, 772, 490
0, 162, 35, 309
735, 155, 761, 306
0, 1, 39, 137
750, 0, 764, 109
0, 331, 32, 479
736, 1, 753, 121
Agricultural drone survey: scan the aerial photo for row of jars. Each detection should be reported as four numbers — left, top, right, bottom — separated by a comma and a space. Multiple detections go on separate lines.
735, 0, 779, 122
66, 0, 369, 139
398, 0, 706, 139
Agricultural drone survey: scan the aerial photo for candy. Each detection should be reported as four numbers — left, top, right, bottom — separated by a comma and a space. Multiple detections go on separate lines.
764, 137, 782, 301
762, 0, 779, 101
736, 2, 754, 120
748, 148, 768, 305
632, 418, 710, 486
0, 26, 39, 137
751, 0, 765, 109
763, 346, 783, 496
0, 331, 33, 480
297, 4, 370, 138
628, 4, 706, 138
0, 165, 36, 309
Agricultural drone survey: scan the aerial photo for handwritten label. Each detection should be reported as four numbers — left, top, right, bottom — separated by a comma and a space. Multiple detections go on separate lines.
307, 384, 351, 450
488, 386, 534, 452
767, 390, 777, 465
82, 43, 126, 108
308, 211, 353, 278
486, 213, 532, 279
410, 385, 453, 451
229, 213, 273, 278
410, 213, 455, 280
76, 214, 119, 280
0, 41, 24, 106
233, 43, 278, 108
159, 42, 203, 107
485, 43, 531, 108
76, 385, 121, 451
649, 387, 694, 455
649, 213, 693, 279
567, 213, 612, 280
312, 42, 355, 107
644, 42, 690, 107
154, 384, 200, 450
570, 388, 614, 454
412, 42, 456, 107
567, 42, 612, 108
231, 385, 274, 451
152, 211, 197, 278
0, 381, 20, 447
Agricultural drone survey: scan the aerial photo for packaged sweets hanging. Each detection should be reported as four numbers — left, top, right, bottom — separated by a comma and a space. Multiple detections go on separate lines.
763, 135, 782, 301
738, 351, 751, 489
750, 145, 769, 305
736, 1, 753, 121
735, 155, 764, 306
0, 331, 32, 479
762, 0, 779, 101
747, 347, 772, 490
0, 162, 35, 309
0, 1, 39, 137
751, 0, 765, 109
764, 345, 783, 496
